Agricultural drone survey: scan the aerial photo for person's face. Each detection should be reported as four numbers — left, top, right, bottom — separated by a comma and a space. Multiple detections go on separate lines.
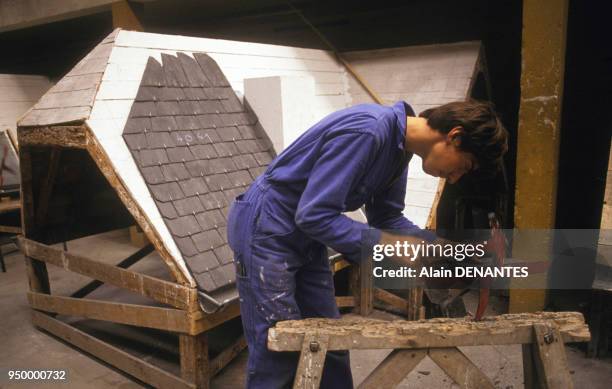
421, 127, 477, 184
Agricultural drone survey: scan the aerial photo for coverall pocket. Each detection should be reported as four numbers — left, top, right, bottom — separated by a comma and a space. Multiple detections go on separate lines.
227, 195, 253, 256
253, 201, 297, 240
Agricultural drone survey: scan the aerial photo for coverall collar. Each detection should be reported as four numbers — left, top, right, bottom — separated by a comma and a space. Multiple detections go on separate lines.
392, 101, 415, 152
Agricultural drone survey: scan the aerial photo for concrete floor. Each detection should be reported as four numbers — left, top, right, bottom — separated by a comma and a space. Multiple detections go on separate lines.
1, 230, 612, 388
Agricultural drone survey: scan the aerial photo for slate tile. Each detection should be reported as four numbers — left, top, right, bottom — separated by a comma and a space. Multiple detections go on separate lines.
210, 262, 235, 287
151, 116, 178, 132
214, 244, 233, 264
176, 52, 211, 88
220, 206, 231, 219
175, 115, 200, 131
166, 146, 195, 163
135, 86, 159, 102
163, 87, 187, 102
141, 166, 165, 184
249, 167, 267, 180
156, 101, 181, 116
189, 144, 217, 160
179, 177, 209, 197
161, 53, 189, 88
161, 163, 190, 182
193, 53, 230, 87
174, 196, 204, 216
256, 138, 273, 152
213, 142, 238, 157
209, 87, 232, 100
237, 125, 257, 139
185, 159, 212, 177
140, 57, 165, 87
209, 157, 237, 174
175, 236, 198, 257
199, 100, 223, 114
204, 174, 232, 191
124, 133, 147, 150
130, 101, 156, 118
140, 149, 169, 167
124, 117, 152, 134
231, 112, 256, 126
150, 182, 184, 202
224, 187, 247, 203
217, 126, 241, 142
178, 100, 200, 115
220, 95, 243, 113
196, 209, 226, 230
192, 229, 224, 251
173, 131, 198, 146
253, 151, 273, 166
232, 154, 258, 169
194, 129, 221, 144
199, 193, 217, 210
156, 200, 178, 219
197, 114, 224, 129
218, 227, 228, 243
183, 87, 208, 101
234, 140, 258, 154
227, 170, 251, 187
146, 131, 175, 148
167, 214, 200, 237
185, 251, 219, 273
194, 272, 216, 292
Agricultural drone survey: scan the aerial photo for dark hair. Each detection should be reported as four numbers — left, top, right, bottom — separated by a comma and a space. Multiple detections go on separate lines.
419, 99, 508, 177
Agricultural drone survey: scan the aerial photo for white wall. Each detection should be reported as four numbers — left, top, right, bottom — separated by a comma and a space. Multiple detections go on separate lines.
0, 74, 52, 139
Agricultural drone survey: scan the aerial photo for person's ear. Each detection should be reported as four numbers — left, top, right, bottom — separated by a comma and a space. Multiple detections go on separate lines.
447, 126, 463, 146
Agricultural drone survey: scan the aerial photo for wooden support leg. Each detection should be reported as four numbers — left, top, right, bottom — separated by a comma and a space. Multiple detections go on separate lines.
350, 260, 373, 316
210, 335, 247, 376
428, 347, 495, 389
522, 343, 540, 389
531, 323, 574, 389
407, 287, 424, 320
180, 333, 210, 389
293, 333, 330, 389
358, 349, 427, 389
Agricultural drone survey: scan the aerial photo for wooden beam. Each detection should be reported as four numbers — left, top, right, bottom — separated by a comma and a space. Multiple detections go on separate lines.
31, 310, 195, 389
510, 0, 569, 312
268, 312, 590, 352
28, 292, 192, 333
36, 147, 61, 227
428, 347, 495, 389
0, 225, 21, 234
374, 288, 408, 315
293, 333, 329, 389
112, 0, 143, 31
210, 335, 247, 376
350, 259, 373, 316
20, 237, 196, 310
532, 323, 574, 388
335, 296, 356, 308
84, 129, 195, 287
358, 349, 427, 389
17, 126, 89, 149
0, 198, 20, 213
71, 244, 154, 298
180, 333, 209, 389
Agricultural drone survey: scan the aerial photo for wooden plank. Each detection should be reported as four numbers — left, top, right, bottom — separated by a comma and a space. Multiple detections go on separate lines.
374, 288, 408, 315
71, 244, 154, 298
532, 323, 574, 389
84, 129, 195, 287
192, 300, 241, 333
407, 287, 424, 321
522, 343, 539, 389
350, 259, 373, 316
20, 237, 195, 310
293, 333, 330, 389
332, 258, 351, 273
28, 292, 192, 333
335, 296, 356, 308
180, 333, 209, 389
428, 347, 495, 389
358, 349, 427, 389
36, 147, 61, 227
210, 335, 247, 376
17, 125, 89, 148
0, 225, 21, 233
0, 198, 20, 213
31, 310, 195, 389
268, 312, 590, 352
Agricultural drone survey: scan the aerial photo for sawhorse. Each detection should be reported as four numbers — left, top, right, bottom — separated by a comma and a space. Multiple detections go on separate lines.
268, 312, 591, 389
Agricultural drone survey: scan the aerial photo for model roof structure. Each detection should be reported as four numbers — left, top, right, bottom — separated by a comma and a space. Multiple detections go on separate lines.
18, 29, 486, 309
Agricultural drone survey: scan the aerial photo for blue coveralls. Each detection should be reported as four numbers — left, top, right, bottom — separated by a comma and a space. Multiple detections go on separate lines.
227, 101, 435, 388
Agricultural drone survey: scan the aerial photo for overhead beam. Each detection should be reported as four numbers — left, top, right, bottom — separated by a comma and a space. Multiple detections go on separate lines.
0, 0, 117, 33
112, 0, 143, 30
510, 0, 569, 312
